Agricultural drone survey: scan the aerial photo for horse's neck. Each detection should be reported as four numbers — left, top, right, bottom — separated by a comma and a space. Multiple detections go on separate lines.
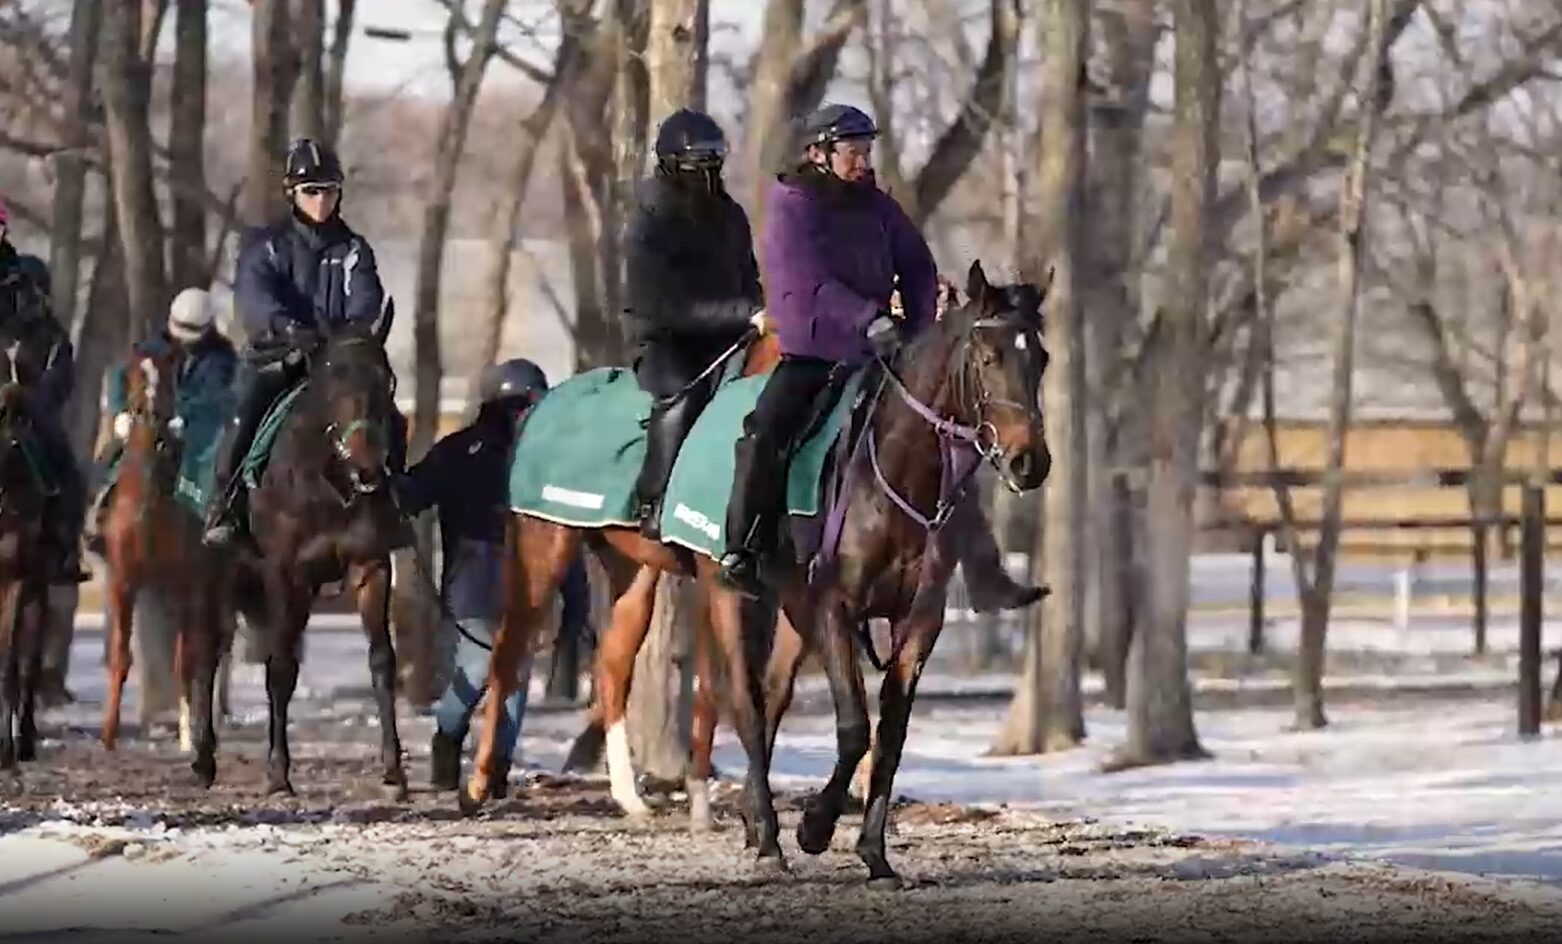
869, 350, 956, 506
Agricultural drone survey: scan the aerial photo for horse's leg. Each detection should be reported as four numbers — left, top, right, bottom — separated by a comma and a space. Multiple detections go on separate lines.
185, 583, 222, 788
173, 603, 193, 754
355, 557, 407, 800
16, 581, 45, 762
853, 608, 945, 889
699, 574, 784, 870
100, 564, 138, 751
0, 581, 19, 769
461, 519, 580, 814
795, 600, 870, 857
591, 548, 660, 818
686, 587, 717, 832
264, 576, 309, 797
764, 603, 812, 760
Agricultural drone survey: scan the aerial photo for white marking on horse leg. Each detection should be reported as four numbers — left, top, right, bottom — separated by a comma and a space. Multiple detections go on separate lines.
178, 695, 193, 754
687, 775, 712, 832
605, 719, 650, 818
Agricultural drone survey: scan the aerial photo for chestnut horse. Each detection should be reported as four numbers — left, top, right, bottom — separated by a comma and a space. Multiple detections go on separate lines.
461, 261, 1050, 883
98, 341, 235, 787
229, 314, 410, 798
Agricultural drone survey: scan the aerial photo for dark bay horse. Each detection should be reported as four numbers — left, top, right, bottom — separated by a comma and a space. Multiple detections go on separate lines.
98, 341, 234, 787
462, 262, 1050, 883
229, 314, 410, 798
0, 340, 62, 770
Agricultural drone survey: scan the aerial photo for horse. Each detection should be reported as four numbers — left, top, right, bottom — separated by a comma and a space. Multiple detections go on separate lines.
461, 261, 1050, 883
229, 310, 410, 798
0, 339, 64, 771
97, 339, 235, 787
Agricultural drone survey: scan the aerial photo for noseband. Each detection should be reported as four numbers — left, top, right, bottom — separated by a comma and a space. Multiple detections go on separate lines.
315, 337, 394, 504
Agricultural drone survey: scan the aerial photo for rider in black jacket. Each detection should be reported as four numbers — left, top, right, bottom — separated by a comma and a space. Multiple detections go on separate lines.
201, 137, 394, 548
622, 108, 768, 540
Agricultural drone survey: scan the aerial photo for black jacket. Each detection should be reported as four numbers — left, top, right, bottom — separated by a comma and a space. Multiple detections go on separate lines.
0, 240, 71, 418
232, 212, 384, 344
622, 174, 763, 350
398, 407, 591, 627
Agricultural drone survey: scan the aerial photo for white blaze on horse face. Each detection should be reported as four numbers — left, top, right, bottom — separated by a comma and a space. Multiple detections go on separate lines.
1013, 333, 1028, 352
605, 719, 651, 817
140, 357, 160, 413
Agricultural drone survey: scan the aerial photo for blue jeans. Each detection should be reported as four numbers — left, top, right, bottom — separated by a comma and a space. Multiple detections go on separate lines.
432, 618, 534, 767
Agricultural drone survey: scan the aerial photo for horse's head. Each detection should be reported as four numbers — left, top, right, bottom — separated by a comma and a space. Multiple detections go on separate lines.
933, 260, 1051, 492
311, 314, 397, 498
118, 342, 187, 477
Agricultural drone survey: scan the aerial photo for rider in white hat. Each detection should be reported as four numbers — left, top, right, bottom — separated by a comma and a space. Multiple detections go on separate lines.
84, 286, 239, 552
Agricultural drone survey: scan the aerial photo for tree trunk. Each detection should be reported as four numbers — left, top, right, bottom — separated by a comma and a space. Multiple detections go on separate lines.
1291, 0, 1391, 732
168, 0, 208, 291
1087, 0, 1155, 708
1468, 471, 1501, 656
322, 0, 355, 146
1106, 0, 1217, 771
49, 0, 103, 331
646, 0, 708, 117
991, 0, 1087, 757
244, 0, 296, 228
408, 0, 509, 461
101, 0, 169, 334
290, 0, 326, 142
68, 203, 127, 468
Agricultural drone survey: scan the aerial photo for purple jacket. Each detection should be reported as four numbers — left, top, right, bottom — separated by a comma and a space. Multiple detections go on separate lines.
758, 172, 938, 364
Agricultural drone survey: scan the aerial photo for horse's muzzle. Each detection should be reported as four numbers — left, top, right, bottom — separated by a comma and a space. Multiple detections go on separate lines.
1004, 444, 1051, 492
348, 465, 384, 495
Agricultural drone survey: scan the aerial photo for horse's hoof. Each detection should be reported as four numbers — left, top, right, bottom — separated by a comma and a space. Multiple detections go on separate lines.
191, 762, 217, 790
382, 780, 410, 802
17, 742, 35, 763
458, 792, 484, 817
796, 814, 836, 856
100, 736, 117, 752
265, 778, 295, 797
751, 853, 790, 877
866, 873, 905, 892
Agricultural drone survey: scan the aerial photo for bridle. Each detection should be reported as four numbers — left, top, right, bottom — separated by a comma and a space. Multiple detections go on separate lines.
315, 335, 395, 504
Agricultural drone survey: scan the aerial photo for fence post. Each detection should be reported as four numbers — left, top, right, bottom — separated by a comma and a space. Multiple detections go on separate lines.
1248, 527, 1266, 655
1519, 484, 1544, 739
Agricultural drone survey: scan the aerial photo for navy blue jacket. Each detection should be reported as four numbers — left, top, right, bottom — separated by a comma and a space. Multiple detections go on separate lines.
232, 212, 384, 344
398, 408, 591, 627
105, 330, 239, 417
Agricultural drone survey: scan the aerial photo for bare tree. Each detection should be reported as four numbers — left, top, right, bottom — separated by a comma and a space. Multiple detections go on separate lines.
291, 0, 326, 142
48, 0, 102, 330
244, 0, 297, 227
168, 0, 208, 290
991, 0, 1087, 756
322, 0, 356, 146
1104, 0, 1217, 771
101, 0, 169, 333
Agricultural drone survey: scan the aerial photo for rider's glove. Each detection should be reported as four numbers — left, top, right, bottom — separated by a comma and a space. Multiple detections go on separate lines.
866, 312, 902, 360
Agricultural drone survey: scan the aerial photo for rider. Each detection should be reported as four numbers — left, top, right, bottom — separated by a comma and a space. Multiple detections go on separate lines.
716, 104, 1043, 610
84, 286, 239, 554
399, 358, 592, 797
623, 108, 767, 540
0, 197, 90, 583
201, 136, 397, 548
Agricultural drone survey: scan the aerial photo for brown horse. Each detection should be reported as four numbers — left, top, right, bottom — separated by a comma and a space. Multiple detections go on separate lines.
98, 341, 235, 787
229, 314, 410, 798
0, 349, 59, 770
462, 262, 1050, 882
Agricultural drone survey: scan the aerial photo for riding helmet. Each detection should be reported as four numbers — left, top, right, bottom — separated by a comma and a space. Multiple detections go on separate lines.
654, 108, 729, 168
283, 137, 344, 190
798, 103, 878, 151
478, 358, 549, 406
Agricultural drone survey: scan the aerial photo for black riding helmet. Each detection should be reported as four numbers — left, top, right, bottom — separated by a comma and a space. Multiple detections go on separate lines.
283, 137, 344, 192
478, 358, 549, 409
653, 109, 728, 191
799, 103, 878, 151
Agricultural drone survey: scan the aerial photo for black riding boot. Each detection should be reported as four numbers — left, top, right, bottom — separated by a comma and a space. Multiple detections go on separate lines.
37, 423, 89, 583
942, 489, 1048, 612
631, 395, 700, 541
429, 729, 462, 791
717, 432, 777, 598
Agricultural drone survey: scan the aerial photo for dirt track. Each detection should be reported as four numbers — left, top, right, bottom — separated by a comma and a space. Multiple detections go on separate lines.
4, 680, 1562, 944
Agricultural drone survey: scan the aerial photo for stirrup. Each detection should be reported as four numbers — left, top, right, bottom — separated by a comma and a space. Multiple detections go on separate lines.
716, 551, 764, 599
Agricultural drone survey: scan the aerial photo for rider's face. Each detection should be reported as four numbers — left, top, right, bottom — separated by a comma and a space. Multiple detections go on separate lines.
811, 138, 874, 183
292, 183, 341, 223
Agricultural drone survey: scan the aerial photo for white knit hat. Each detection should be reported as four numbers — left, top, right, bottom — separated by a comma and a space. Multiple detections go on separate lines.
167, 287, 215, 341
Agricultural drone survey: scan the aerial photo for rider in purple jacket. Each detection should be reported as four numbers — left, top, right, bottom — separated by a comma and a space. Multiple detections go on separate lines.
717, 104, 1044, 612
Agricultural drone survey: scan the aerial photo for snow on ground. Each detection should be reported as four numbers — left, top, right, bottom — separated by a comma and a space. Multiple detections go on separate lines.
6, 608, 1562, 941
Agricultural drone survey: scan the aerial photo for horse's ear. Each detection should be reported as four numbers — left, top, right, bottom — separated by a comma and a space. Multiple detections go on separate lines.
372, 297, 395, 345
965, 260, 990, 303
1037, 264, 1056, 305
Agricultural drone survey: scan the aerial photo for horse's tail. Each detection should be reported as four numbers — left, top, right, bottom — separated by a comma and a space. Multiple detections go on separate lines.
231, 565, 270, 660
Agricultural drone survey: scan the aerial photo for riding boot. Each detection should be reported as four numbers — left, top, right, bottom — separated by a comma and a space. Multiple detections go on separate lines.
631, 396, 698, 542
38, 425, 90, 584
429, 729, 462, 791
943, 488, 1047, 613
717, 432, 776, 598
202, 370, 275, 548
